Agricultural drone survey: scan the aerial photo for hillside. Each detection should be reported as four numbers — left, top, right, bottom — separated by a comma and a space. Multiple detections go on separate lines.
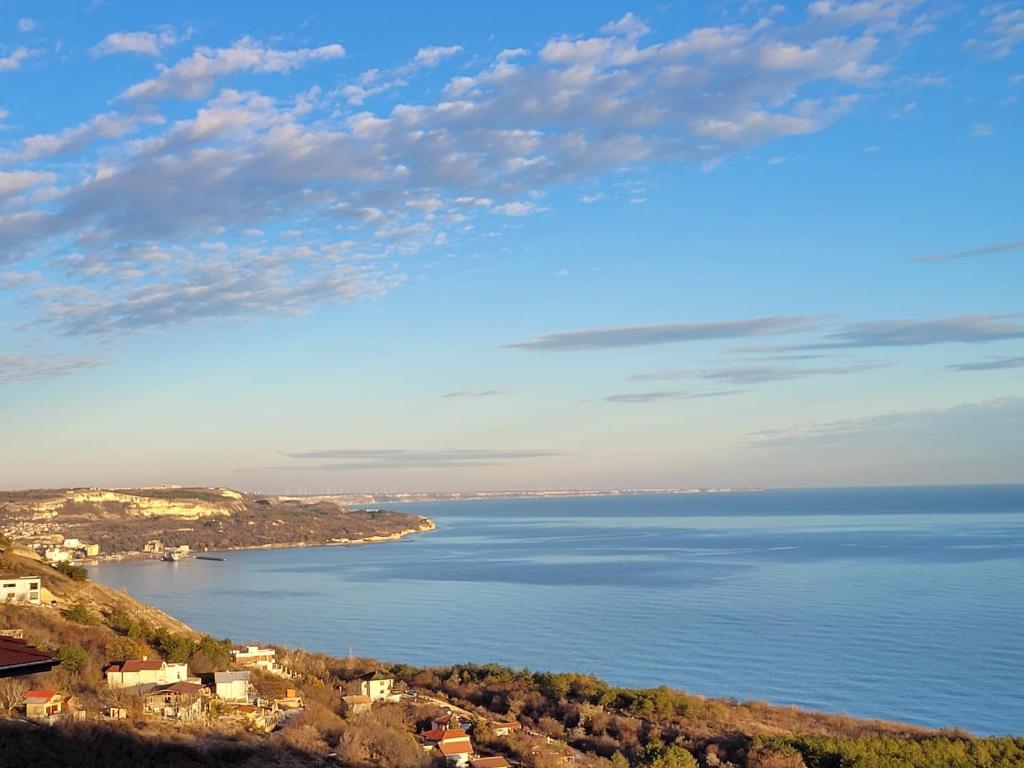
0, 487, 434, 556
0, 547, 1022, 768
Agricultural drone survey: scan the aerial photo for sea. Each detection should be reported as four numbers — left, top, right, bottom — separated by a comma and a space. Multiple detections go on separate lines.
90, 485, 1024, 736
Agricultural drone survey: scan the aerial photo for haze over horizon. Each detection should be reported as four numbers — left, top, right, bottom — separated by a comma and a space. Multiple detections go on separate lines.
1, 1, 1022, 493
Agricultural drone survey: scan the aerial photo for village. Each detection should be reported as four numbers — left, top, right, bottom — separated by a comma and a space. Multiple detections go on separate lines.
1, 560, 578, 768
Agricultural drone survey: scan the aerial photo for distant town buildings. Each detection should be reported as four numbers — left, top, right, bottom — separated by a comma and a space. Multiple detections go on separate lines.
1, 576, 41, 605
232, 645, 287, 675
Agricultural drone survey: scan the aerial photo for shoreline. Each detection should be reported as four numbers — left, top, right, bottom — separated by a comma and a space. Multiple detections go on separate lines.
92, 515, 436, 563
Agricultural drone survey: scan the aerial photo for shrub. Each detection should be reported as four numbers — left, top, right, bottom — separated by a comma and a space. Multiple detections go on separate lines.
64, 602, 97, 625
53, 561, 88, 581
57, 644, 89, 672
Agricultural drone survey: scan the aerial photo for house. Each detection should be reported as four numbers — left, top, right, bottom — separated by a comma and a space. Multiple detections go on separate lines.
214, 670, 252, 702
421, 728, 472, 747
275, 688, 304, 710
106, 659, 190, 688
1, 576, 41, 605
359, 670, 396, 702
232, 645, 285, 674
234, 703, 277, 733
471, 758, 511, 768
141, 681, 205, 721
0, 636, 58, 678
341, 694, 372, 715
438, 740, 474, 767
24, 690, 72, 723
433, 710, 472, 731
143, 540, 163, 553
492, 721, 522, 737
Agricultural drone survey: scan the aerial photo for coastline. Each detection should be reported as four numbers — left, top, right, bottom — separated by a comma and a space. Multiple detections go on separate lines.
92, 515, 437, 563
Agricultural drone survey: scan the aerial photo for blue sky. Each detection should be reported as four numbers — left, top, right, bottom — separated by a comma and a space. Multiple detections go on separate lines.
0, 0, 1022, 492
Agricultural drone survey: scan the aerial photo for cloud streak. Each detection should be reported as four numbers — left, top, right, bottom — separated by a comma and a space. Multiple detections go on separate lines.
629, 362, 885, 384
914, 239, 1024, 262
600, 390, 741, 404
761, 315, 1024, 351
273, 447, 565, 470
0, 354, 106, 383
507, 317, 821, 352
948, 355, 1024, 371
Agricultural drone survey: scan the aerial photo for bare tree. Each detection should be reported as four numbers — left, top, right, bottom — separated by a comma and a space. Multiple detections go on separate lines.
0, 678, 28, 713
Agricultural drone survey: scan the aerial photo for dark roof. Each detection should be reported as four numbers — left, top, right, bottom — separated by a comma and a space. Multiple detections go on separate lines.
362, 670, 393, 681
0, 637, 59, 679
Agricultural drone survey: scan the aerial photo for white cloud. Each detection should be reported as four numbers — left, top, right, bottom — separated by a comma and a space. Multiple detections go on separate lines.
119, 37, 345, 100
92, 27, 180, 57
0, 46, 39, 72
17, 18, 38, 33
967, 3, 1024, 58
971, 122, 995, 136
0, 171, 57, 199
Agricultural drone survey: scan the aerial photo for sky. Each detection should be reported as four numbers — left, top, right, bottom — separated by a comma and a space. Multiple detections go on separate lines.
0, 0, 1022, 493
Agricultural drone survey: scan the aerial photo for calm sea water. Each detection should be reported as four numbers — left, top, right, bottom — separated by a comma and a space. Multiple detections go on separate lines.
91, 486, 1024, 735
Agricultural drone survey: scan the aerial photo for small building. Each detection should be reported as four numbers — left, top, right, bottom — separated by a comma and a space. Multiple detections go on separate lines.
359, 670, 396, 702
492, 721, 522, 737
143, 540, 163, 553
438, 740, 474, 767
0, 576, 41, 605
24, 690, 72, 723
106, 659, 190, 688
214, 670, 252, 702
43, 548, 71, 563
341, 693, 372, 716
141, 681, 206, 721
275, 688, 304, 710
471, 758, 511, 768
422, 729, 473, 751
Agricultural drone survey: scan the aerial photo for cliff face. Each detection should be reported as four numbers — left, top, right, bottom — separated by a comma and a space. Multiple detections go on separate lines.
3, 487, 245, 520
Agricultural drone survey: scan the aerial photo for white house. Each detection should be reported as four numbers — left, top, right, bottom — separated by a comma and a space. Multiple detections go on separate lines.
214, 670, 252, 702
1, 576, 41, 605
232, 645, 284, 674
106, 659, 189, 688
359, 670, 396, 702
438, 741, 474, 767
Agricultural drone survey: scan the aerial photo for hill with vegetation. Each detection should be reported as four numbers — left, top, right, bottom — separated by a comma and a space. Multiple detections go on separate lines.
0, 546, 1021, 768
0, 487, 434, 555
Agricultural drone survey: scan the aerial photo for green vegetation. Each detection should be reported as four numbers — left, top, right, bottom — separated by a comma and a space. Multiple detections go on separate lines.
57, 644, 89, 672
782, 734, 1024, 768
64, 602, 98, 625
54, 560, 89, 581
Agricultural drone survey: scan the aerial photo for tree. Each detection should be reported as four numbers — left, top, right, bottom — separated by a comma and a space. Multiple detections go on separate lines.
105, 636, 145, 662
640, 740, 698, 768
58, 644, 88, 672
0, 678, 28, 713
53, 561, 88, 581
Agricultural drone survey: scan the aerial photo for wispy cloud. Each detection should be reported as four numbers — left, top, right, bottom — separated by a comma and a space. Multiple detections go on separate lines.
506, 316, 820, 352
948, 355, 1024, 371
750, 396, 1024, 448
600, 390, 741, 404
118, 37, 345, 100
966, 3, 1024, 59
914, 239, 1024, 262
270, 447, 564, 470
758, 315, 1024, 351
629, 362, 885, 384
442, 389, 504, 398
0, 354, 106, 383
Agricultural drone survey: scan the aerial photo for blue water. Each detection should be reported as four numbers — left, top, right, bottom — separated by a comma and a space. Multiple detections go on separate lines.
91, 486, 1024, 735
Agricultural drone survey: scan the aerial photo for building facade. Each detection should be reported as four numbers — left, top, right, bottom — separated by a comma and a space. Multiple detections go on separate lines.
1, 576, 41, 605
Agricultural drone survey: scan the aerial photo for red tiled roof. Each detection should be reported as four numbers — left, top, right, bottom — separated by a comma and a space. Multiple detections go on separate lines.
24, 689, 59, 703
0, 637, 59, 679
492, 722, 521, 730
423, 728, 469, 742
439, 742, 473, 756
116, 659, 164, 673
471, 757, 511, 768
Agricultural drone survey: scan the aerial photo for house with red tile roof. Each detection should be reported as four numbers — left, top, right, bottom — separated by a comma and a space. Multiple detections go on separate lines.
438, 739, 474, 767
140, 681, 206, 721
24, 690, 72, 723
0, 636, 58, 679
471, 757, 511, 768
492, 721, 522, 737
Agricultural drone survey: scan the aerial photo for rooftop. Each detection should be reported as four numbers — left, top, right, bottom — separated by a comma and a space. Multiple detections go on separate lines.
0, 637, 59, 679
214, 670, 251, 683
